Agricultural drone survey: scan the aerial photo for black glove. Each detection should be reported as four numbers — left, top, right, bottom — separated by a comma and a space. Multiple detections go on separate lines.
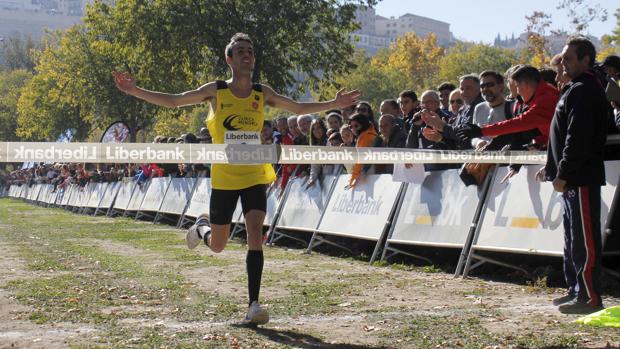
456, 123, 482, 141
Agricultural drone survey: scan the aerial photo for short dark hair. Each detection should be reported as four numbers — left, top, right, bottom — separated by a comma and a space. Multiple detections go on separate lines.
399, 90, 418, 101
225, 33, 253, 57
381, 99, 399, 110
479, 70, 504, 85
602, 55, 620, 71
566, 35, 596, 67
437, 82, 456, 92
539, 68, 557, 87
349, 113, 371, 132
459, 74, 480, 85
505, 64, 523, 80
263, 120, 272, 128
510, 65, 541, 85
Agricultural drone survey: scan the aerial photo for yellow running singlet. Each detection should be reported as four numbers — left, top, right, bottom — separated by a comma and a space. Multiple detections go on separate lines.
207, 80, 276, 190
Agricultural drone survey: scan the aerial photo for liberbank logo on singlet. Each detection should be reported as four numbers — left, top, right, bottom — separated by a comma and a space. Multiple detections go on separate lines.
225, 131, 260, 144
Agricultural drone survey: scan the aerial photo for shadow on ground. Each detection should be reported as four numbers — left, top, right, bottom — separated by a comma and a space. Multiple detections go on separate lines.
232, 324, 390, 349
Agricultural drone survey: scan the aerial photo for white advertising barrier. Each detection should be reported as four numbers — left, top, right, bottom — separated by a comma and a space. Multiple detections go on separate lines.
263, 185, 283, 226
159, 178, 196, 215
388, 168, 483, 248
316, 174, 402, 240
113, 181, 137, 211
139, 177, 171, 212
86, 183, 109, 208
277, 175, 336, 232
46, 185, 60, 205
69, 185, 87, 207
20, 185, 29, 199
232, 199, 244, 224
60, 185, 75, 206
184, 178, 212, 218
126, 181, 148, 211
37, 184, 51, 203
28, 184, 41, 201
473, 162, 620, 256
98, 181, 121, 209
78, 183, 97, 208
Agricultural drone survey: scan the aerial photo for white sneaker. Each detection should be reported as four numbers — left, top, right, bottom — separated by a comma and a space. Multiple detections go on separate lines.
243, 301, 269, 325
186, 214, 210, 250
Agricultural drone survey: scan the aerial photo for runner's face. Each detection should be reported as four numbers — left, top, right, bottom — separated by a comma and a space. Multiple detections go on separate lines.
227, 41, 255, 72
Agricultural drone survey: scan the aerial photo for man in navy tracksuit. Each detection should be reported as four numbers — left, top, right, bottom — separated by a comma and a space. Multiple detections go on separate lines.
538, 36, 608, 314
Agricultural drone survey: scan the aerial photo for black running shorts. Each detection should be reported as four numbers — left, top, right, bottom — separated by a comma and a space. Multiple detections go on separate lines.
209, 184, 268, 225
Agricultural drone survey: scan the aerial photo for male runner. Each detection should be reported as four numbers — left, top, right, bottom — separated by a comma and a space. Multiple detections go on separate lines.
113, 33, 361, 325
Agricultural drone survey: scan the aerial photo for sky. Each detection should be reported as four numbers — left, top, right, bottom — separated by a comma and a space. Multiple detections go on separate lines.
374, 0, 618, 43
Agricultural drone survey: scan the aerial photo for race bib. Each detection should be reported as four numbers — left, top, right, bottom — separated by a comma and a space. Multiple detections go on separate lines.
224, 131, 261, 144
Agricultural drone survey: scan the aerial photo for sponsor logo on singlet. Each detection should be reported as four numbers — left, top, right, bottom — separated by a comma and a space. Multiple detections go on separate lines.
224, 131, 261, 144
223, 114, 259, 131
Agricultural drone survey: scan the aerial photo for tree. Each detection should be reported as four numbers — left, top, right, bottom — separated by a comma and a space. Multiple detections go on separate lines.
313, 49, 409, 111
374, 32, 444, 93
599, 8, 620, 60
0, 69, 32, 141
0, 33, 39, 71
17, 0, 376, 142
524, 11, 552, 67
439, 43, 519, 83
556, 0, 607, 33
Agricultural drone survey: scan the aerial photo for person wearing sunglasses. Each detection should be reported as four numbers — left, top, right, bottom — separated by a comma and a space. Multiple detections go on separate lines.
448, 90, 464, 118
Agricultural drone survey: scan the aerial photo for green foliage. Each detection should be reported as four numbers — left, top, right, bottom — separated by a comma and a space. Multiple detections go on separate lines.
0, 33, 39, 71
0, 69, 31, 141
15, 0, 376, 141
438, 43, 519, 82
313, 49, 410, 111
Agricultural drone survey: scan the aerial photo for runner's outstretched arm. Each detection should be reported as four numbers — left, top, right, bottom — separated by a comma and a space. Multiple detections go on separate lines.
263, 86, 361, 114
112, 71, 217, 108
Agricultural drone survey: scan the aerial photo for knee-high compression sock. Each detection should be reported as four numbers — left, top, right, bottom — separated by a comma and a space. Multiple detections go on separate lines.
246, 250, 264, 306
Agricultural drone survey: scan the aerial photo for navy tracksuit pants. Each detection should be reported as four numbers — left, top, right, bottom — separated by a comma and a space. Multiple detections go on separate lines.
562, 185, 603, 307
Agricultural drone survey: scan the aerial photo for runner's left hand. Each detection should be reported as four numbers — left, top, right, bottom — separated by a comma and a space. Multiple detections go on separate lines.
335, 89, 362, 108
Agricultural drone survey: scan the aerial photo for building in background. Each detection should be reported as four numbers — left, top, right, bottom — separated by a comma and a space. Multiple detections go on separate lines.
0, 0, 110, 39
350, 7, 454, 55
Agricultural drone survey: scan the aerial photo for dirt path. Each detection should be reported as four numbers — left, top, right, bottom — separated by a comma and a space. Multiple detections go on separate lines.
1, 199, 619, 348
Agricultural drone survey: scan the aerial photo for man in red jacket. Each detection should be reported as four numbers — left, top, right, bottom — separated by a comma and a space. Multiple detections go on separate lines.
456, 65, 559, 147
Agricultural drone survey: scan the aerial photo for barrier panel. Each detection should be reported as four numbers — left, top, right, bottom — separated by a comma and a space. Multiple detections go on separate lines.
77, 183, 97, 212
155, 177, 196, 224
463, 162, 620, 276
307, 174, 404, 260
45, 185, 59, 206
37, 184, 51, 204
19, 185, 29, 199
112, 181, 138, 215
136, 177, 171, 220
59, 185, 73, 206
68, 185, 85, 208
97, 181, 121, 214
158, 178, 196, 216
28, 184, 41, 202
276, 175, 336, 233
384, 168, 484, 256
85, 183, 109, 209
263, 184, 283, 226
125, 181, 149, 214
183, 178, 212, 220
